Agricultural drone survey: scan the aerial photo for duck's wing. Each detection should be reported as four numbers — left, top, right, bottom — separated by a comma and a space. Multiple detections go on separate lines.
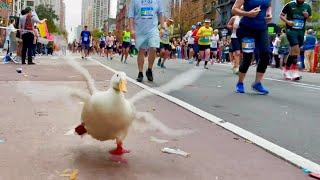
129, 68, 205, 105
132, 112, 194, 137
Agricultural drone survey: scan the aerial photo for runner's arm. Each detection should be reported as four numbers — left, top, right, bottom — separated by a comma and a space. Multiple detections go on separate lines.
306, 6, 312, 22
227, 17, 235, 30
232, 0, 260, 17
128, 0, 135, 37
280, 4, 291, 25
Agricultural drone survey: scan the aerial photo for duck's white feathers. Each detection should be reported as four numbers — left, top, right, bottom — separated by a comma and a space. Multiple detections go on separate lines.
81, 89, 135, 141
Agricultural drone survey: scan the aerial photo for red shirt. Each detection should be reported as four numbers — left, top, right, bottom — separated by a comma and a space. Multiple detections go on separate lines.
192, 29, 199, 45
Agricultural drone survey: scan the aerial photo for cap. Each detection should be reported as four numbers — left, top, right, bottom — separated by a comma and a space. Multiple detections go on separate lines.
204, 19, 211, 23
307, 29, 314, 34
191, 25, 196, 30
196, 22, 202, 27
214, 29, 219, 33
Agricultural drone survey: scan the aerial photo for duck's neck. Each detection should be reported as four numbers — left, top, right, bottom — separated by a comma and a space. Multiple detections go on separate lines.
112, 88, 123, 96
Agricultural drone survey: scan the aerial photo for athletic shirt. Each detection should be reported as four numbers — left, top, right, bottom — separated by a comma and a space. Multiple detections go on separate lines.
240, 0, 270, 30
123, 31, 131, 42
282, 1, 312, 31
210, 34, 219, 48
184, 30, 194, 45
231, 16, 241, 38
197, 26, 213, 46
159, 22, 173, 44
99, 36, 106, 43
128, 0, 164, 35
81, 31, 91, 44
106, 35, 115, 47
304, 34, 317, 50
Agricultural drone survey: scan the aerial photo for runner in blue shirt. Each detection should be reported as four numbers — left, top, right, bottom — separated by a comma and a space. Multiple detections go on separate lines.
232, 0, 272, 95
80, 26, 91, 59
128, 0, 165, 82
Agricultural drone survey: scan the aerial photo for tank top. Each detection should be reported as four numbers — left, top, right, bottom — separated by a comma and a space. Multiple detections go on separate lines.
123, 31, 131, 42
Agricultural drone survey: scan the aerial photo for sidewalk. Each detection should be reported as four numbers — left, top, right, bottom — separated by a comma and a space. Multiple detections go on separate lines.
0, 56, 312, 179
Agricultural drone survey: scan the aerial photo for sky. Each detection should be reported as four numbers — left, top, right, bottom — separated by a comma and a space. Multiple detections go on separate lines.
65, 0, 118, 41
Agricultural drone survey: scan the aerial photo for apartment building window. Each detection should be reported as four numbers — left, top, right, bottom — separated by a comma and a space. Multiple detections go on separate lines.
26, 1, 34, 7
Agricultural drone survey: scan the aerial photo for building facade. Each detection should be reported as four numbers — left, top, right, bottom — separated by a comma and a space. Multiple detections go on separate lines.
82, 0, 113, 30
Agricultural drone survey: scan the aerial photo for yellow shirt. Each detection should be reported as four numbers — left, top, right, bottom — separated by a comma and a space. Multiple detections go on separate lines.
197, 26, 213, 45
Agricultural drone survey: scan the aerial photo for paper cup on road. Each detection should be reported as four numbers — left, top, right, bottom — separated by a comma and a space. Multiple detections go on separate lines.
16, 68, 22, 73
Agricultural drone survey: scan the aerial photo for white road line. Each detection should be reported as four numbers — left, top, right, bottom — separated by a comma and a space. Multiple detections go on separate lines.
93, 59, 320, 173
264, 77, 320, 89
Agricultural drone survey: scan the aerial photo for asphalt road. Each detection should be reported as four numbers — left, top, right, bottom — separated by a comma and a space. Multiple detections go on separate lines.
94, 55, 320, 165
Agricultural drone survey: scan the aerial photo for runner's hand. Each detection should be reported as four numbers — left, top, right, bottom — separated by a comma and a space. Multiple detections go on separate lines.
247, 7, 261, 18
265, 13, 272, 23
303, 11, 309, 19
287, 21, 294, 27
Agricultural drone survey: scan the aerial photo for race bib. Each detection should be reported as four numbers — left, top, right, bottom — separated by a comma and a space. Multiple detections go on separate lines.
84, 36, 88, 42
292, 19, 304, 30
141, 7, 154, 18
200, 37, 210, 44
242, 37, 255, 53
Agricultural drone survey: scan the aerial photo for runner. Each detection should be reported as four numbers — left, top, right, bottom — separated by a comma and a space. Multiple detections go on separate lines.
80, 25, 91, 59
121, 27, 131, 64
278, 29, 290, 68
227, 15, 242, 74
232, 0, 272, 95
210, 29, 219, 65
184, 25, 196, 63
128, 0, 164, 82
99, 34, 106, 57
106, 32, 115, 60
192, 22, 202, 63
280, 0, 312, 80
157, 18, 174, 69
196, 19, 213, 69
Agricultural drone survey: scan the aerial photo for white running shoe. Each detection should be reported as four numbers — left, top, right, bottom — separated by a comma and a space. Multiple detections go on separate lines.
291, 70, 301, 81
283, 69, 293, 80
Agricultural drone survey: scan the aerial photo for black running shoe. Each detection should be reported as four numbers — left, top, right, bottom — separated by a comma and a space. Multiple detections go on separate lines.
136, 72, 143, 82
146, 68, 153, 82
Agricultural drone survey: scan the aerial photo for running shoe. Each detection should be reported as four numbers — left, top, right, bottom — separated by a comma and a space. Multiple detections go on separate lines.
160, 63, 166, 69
235, 82, 245, 93
291, 67, 302, 81
204, 65, 209, 69
146, 68, 153, 82
252, 82, 269, 95
283, 68, 293, 80
136, 72, 143, 82
157, 58, 161, 67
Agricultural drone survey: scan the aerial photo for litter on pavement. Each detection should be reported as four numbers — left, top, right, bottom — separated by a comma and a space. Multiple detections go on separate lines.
161, 147, 190, 157
150, 136, 169, 144
16, 68, 22, 73
60, 169, 78, 180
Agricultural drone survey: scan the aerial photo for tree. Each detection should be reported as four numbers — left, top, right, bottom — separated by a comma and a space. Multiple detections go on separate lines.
91, 29, 104, 40
35, 4, 60, 34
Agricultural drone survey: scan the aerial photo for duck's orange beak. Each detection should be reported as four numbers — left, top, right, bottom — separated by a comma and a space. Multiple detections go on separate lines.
118, 79, 127, 92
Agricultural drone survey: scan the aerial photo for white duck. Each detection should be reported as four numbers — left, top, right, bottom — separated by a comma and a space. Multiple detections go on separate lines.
74, 71, 135, 155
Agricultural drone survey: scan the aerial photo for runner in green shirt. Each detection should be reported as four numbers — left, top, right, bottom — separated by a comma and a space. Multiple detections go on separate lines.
121, 27, 131, 64
280, 0, 312, 80
157, 18, 174, 68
